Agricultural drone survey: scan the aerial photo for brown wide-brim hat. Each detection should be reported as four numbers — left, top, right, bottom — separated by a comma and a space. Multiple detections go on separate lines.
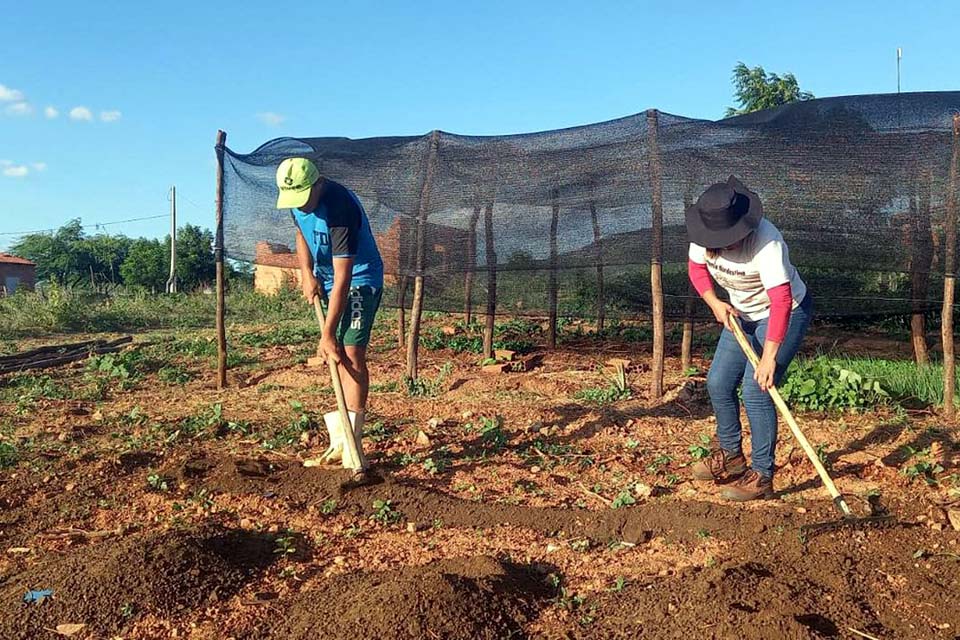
685, 175, 764, 249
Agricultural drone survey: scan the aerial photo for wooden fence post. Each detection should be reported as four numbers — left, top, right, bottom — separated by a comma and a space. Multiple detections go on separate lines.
647, 110, 665, 400
590, 201, 605, 332
483, 202, 497, 359
214, 130, 228, 390
397, 276, 408, 349
910, 172, 933, 365
464, 206, 480, 325
943, 114, 959, 419
406, 130, 441, 381
548, 190, 560, 349
681, 191, 695, 372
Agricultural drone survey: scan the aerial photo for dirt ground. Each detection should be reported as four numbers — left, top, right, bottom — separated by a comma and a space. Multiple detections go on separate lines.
1, 316, 959, 639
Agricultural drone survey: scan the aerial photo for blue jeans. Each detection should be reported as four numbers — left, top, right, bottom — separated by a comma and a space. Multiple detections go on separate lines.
706, 295, 813, 478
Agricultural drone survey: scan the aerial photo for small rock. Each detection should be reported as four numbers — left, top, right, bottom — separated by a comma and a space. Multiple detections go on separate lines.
240, 518, 252, 529
57, 432, 70, 443
91, 410, 103, 422
546, 543, 561, 553
300, 431, 312, 444
415, 431, 431, 446
931, 523, 944, 532
426, 417, 443, 431
462, 411, 474, 420
796, 507, 807, 514
482, 362, 509, 374
441, 326, 457, 336
333, 555, 346, 565
6, 547, 30, 554
658, 569, 669, 577
947, 509, 960, 532
406, 522, 420, 533
65, 482, 76, 492
531, 466, 542, 474
267, 525, 279, 533
494, 349, 516, 362
634, 483, 654, 499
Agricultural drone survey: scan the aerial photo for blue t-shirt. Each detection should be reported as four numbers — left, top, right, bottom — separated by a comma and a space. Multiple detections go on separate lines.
290, 180, 384, 293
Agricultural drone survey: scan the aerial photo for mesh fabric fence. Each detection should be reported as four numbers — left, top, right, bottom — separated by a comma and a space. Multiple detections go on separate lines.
222, 91, 960, 321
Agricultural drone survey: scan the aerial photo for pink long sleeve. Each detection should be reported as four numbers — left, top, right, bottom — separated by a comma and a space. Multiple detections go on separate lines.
688, 259, 712, 297
766, 282, 792, 343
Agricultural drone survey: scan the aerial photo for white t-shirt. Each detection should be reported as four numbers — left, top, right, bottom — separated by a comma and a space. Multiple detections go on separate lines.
689, 218, 807, 321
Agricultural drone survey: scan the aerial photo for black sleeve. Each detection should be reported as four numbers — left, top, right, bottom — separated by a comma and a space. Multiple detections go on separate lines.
325, 183, 361, 258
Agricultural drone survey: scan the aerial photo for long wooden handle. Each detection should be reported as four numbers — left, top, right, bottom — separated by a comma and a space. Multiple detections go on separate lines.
313, 297, 365, 471
728, 317, 851, 515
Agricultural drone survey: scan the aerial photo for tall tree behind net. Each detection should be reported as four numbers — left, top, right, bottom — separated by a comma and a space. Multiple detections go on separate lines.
221, 91, 960, 322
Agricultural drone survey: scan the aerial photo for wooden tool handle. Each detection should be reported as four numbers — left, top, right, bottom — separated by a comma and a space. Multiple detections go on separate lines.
313, 297, 365, 471
727, 317, 851, 515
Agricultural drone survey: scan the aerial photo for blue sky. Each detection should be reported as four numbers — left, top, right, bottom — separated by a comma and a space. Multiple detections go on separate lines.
1, 0, 958, 250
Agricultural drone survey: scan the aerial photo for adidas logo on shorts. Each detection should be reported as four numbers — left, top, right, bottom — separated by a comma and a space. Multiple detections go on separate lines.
349, 289, 363, 330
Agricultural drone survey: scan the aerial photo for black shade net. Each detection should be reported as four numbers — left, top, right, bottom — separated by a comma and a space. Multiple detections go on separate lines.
221, 91, 960, 321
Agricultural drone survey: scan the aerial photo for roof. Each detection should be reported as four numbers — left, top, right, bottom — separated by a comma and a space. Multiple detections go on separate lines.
0, 253, 35, 266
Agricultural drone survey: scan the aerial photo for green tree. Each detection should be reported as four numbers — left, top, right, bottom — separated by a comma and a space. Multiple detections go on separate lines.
121, 238, 167, 291
174, 224, 215, 290
82, 234, 133, 286
11, 219, 89, 284
725, 62, 814, 117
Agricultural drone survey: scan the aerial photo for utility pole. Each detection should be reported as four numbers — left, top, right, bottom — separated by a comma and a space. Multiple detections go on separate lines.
166, 185, 177, 293
897, 47, 902, 94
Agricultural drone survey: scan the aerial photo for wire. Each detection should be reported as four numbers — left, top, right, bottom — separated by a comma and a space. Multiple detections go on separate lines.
0, 214, 168, 237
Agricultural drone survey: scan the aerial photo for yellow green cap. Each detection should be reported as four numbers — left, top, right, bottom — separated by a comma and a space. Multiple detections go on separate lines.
276, 157, 321, 209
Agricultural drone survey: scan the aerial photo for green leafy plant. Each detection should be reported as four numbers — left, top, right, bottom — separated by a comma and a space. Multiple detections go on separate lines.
320, 499, 338, 515
158, 365, 193, 384
688, 434, 712, 460
609, 576, 628, 593
370, 499, 402, 525
274, 534, 297, 556
422, 447, 453, 475
900, 446, 944, 484
778, 357, 888, 411
146, 473, 169, 492
405, 363, 453, 398
574, 383, 631, 406
645, 454, 673, 475
479, 416, 508, 454
611, 489, 636, 509
0, 441, 18, 469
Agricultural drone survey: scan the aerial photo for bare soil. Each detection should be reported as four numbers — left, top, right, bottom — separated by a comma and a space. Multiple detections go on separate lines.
1, 317, 958, 639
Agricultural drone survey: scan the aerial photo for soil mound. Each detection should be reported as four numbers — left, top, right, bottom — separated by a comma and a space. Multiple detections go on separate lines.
264, 556, 553, 640
550, 525, 960, 640
0, 526, 277, 639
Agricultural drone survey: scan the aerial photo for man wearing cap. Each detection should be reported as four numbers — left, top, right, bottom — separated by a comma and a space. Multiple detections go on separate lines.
276, 157, 384, 468
685, 176, 813, 501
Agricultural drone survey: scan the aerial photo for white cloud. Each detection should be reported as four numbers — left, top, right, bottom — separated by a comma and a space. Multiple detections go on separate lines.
100, 109, 122, 122
31, 162, 47, 172
4, 102, 33, 116
3, 165, 29, 178
257, 111, 286, 126
44, 106, 58, 119
0, 84, 24, 102
0, 159, 11, 166
69, 106, 93, 121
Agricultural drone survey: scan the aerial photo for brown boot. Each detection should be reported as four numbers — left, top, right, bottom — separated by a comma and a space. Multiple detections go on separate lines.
691, 449, 747, 483
720, 470, 774, 501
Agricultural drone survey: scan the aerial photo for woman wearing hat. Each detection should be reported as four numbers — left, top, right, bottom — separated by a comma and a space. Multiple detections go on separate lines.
686, 176, 813, 501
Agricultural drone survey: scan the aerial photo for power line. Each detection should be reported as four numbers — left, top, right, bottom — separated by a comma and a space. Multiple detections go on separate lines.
0, 214, 168, 237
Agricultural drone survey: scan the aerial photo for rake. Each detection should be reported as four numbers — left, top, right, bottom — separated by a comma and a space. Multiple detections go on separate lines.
728, 317, 896, 536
